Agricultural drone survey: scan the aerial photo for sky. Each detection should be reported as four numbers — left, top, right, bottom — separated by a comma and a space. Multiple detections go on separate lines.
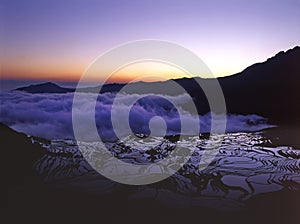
1, 0, 300, 86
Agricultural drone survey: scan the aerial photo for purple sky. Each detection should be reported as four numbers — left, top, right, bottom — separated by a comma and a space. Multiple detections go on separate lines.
1, 0, 300, 85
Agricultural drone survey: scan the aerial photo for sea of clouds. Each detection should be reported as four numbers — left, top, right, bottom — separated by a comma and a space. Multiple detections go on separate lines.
0, 91, 275, 140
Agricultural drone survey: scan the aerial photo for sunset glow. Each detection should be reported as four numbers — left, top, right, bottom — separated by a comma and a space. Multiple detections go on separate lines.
1, 0, 300, 85
107, 61, 189, 83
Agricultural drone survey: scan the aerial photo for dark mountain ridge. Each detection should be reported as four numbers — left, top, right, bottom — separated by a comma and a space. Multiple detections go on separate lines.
16, 82, 74, 93
14, 46, 300, 125
219, 46, 300, 124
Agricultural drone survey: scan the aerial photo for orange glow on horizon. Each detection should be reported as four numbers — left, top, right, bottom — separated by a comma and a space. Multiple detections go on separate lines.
1, 61, 191, 83
1, 59, 237, 84
106, 61, 189, 84
1, 64, 83, 82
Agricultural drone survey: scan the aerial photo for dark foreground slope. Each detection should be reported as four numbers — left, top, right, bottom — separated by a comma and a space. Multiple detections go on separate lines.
1, 123, 46, 187
4, 123, 300, 224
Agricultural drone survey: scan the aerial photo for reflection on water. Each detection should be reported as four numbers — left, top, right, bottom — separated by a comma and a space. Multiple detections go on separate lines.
35, 132, 300, 211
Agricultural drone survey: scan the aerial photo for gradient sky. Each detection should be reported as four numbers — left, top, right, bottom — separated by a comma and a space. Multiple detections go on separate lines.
1, 0, 300, 84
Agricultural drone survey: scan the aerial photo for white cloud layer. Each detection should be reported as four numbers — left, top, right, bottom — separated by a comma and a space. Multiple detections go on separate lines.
0, 91, 274, 140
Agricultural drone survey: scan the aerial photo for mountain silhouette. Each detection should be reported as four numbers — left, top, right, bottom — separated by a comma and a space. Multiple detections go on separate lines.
219, 46, 300, 125
16, 82, 74, 93
15, 46, 300, 126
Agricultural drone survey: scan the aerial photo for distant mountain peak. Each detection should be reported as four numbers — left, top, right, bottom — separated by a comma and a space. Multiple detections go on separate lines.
16, 82, 74, 93
42, 82, 58, 85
